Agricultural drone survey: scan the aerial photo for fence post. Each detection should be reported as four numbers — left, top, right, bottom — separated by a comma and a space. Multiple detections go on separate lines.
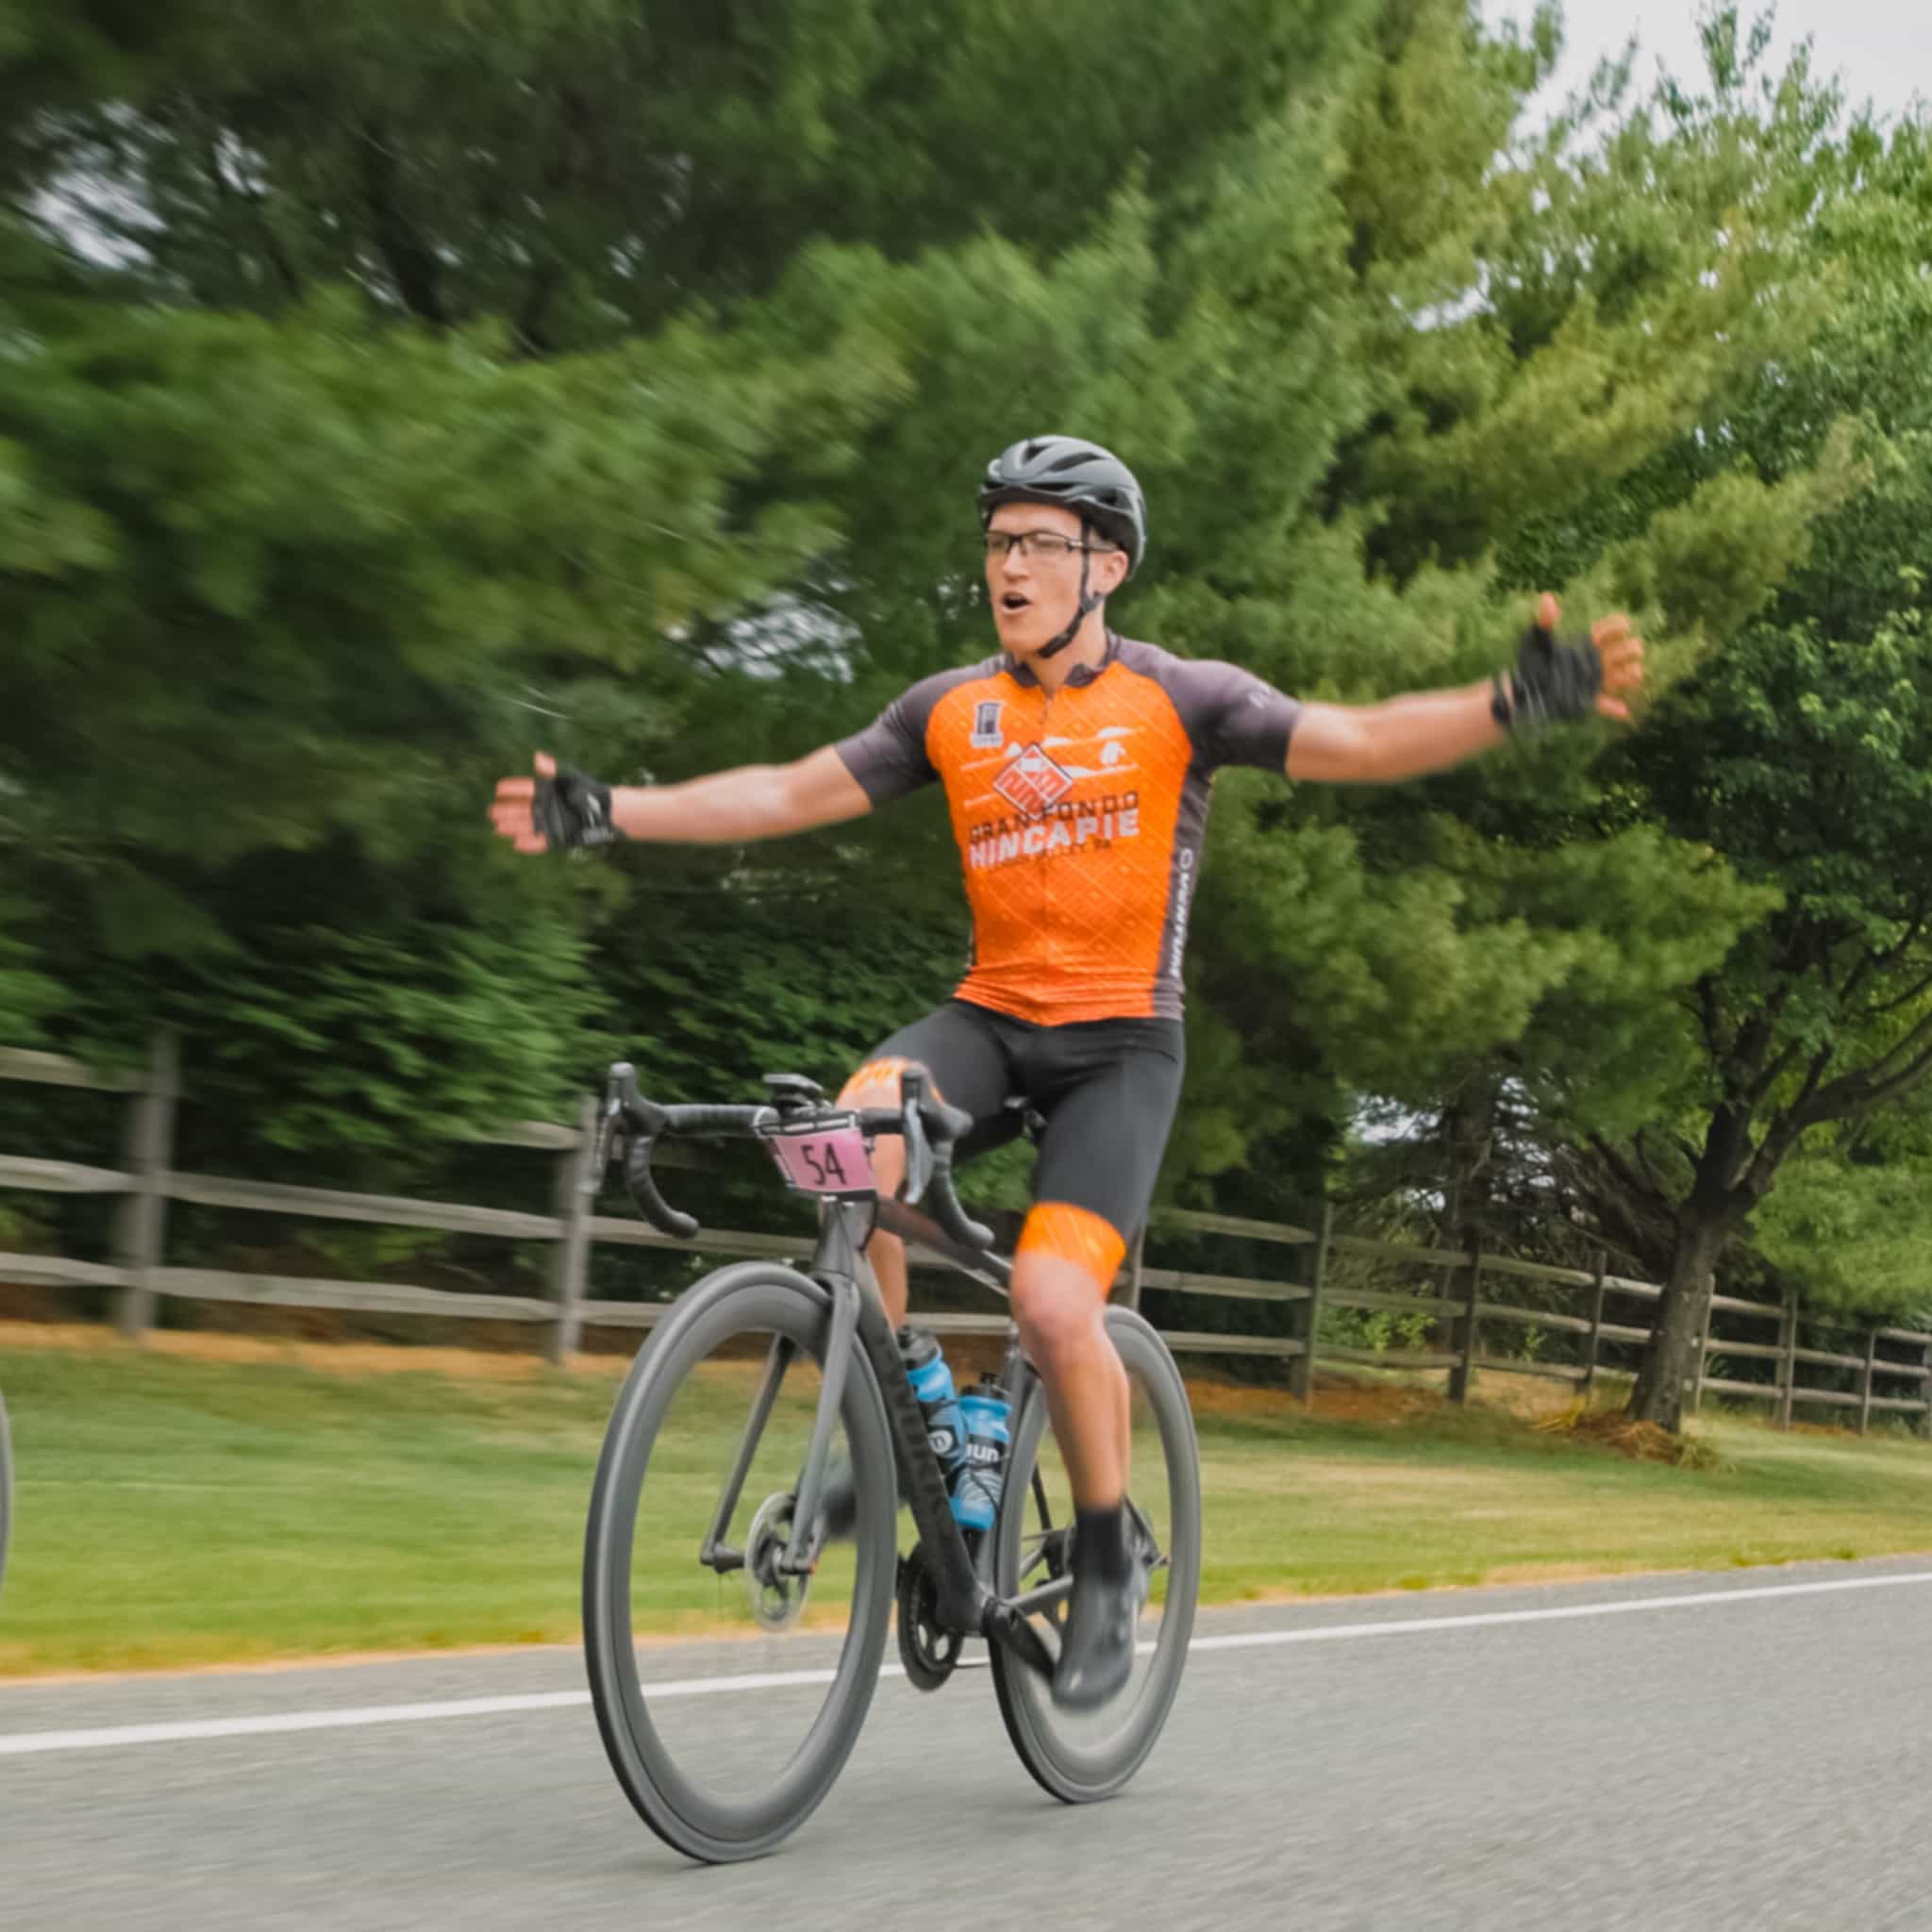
1448, 1232, 1485, 1406
1858, 1328, 1878, 1438
111, 1030, 178, 1340
546, 1094, 598, 1366
1690, 1274, 1715, 1417
1288, 1202, 1330, 1405
1580, 1248, 1607, 1401
1777, 1287, 1799, 1432
1115, 1225, 1146, 1312
1922, 1340, 1932, 1442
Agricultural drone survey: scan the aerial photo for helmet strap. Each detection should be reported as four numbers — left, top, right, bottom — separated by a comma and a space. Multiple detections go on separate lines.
1038, 539, 1100, 660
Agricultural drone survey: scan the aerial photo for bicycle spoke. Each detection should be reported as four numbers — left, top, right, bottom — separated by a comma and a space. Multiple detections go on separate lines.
1009, 1574, 1074, 1621
1019, 1525, 1071, 1582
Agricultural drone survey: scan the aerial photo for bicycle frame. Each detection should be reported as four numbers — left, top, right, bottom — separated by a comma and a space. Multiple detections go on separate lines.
691, 1195, 1055, 1678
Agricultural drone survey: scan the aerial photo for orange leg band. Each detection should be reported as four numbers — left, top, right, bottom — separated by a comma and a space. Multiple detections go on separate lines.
837, 1057, 944, 1107
1016, 1202, 1126, 1296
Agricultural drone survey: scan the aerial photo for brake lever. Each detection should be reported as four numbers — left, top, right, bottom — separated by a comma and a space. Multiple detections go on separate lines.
893, 1069, 992, 1249
899, 1066, 935, 1206
585, 1062, 637, 1192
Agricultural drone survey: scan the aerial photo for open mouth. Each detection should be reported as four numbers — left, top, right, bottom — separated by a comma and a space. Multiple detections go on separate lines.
1000, 592, 1032, 615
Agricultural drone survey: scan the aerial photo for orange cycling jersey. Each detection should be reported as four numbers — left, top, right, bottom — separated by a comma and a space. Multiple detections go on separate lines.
835, 634, 1301, 1024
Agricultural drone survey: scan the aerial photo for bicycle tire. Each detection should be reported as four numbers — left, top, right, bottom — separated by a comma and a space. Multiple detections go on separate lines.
582, 1263, 897, 1863
989, 1307, 1201, 1803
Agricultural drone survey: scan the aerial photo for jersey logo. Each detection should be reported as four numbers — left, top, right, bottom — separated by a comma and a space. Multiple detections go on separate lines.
971, 699, 1006, 749
993, 744, 1075, 817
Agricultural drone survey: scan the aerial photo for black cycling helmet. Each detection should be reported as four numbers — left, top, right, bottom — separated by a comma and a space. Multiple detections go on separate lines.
978, 434, 1147, 576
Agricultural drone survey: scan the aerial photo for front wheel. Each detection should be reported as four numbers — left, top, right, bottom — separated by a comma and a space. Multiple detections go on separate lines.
582, 1264, 898, 1863
989, 1307, 1201, 1803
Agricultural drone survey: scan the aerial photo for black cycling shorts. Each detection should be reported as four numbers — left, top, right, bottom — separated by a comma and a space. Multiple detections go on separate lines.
845, 998, 1184, 1250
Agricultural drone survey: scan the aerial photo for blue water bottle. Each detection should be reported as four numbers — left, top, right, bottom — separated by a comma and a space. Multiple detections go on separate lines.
897, 1326, 968, 1493
951, 1375, 1011, 1532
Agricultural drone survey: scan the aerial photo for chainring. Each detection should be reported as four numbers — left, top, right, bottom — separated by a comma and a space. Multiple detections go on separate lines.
895, 1542, 965, 1691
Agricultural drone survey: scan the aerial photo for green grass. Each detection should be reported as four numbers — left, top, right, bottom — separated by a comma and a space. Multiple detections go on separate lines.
1, 1332, 1929, 1676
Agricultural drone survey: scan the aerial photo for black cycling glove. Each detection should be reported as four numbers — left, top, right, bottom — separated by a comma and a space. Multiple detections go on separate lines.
1491, 621, 1603, 733
531, 766, 624, 850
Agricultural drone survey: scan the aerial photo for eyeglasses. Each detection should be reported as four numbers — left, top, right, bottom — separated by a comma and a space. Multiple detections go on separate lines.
982, 530, 1117, 563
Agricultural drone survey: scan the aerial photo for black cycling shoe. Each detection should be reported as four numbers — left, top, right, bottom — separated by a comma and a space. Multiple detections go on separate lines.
1051, 1551, 1150, 1711
812, 1456, 901, 1542
808, 1456, 858, 1542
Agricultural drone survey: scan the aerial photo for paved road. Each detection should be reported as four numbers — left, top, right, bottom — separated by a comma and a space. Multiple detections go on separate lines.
3, 1557, 1929, 1931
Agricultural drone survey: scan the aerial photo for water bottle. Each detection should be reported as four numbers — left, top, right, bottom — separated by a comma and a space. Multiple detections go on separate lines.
951, 1375, 1011, 1532
897, 1326, 968, 1492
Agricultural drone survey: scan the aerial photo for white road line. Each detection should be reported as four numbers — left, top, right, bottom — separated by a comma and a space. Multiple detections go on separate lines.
0, 1691, 593, 1757
3, 1568, 1927, 1759
0, 1666, 916, 1757
1183, 1568, 1932, 1653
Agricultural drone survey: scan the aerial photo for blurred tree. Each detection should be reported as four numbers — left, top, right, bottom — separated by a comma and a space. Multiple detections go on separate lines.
2, 0, 1921, 1371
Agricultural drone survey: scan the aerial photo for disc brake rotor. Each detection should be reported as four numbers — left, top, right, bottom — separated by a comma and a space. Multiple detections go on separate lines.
744, 1491, 812, 1632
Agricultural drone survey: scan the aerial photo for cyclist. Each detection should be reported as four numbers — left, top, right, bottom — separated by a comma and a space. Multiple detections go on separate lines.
491, 434, 1643, 1708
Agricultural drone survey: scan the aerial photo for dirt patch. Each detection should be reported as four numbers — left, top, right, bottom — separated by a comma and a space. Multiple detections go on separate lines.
0, 1321, 625, 1382
1535, 1404, 1726, 1470
1467, 1370, 1597, 1422
1308, 1378, 1444, 1424
1185, 1374, 1461, 1426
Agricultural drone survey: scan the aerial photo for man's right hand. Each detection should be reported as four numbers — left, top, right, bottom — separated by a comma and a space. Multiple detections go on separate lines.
489, 753, 623, 853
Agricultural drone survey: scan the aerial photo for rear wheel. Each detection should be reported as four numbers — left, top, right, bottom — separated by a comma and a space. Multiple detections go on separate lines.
582, 1265, 897, 1862
989, 1307, 1200, 1802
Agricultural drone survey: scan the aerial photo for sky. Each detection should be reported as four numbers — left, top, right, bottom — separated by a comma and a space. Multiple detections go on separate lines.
1491, 0, 1929, 126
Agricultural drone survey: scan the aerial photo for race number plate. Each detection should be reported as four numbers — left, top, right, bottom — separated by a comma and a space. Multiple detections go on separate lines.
768, 1124, 877, 1197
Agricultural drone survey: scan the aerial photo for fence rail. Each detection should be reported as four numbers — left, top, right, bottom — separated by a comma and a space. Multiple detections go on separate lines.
2, 1039, 1929, 1435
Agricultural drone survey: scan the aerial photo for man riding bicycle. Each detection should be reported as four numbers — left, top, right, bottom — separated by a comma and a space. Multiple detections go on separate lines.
491, 433, 1644, 1710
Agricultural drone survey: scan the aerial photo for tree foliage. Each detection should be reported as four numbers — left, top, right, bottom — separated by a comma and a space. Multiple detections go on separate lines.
3, 1, 1926, 1401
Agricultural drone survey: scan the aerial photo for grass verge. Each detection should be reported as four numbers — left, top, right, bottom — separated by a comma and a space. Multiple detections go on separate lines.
1, 1324, 1928, 1676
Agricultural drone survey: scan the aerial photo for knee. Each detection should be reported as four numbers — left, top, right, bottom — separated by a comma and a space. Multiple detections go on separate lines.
1009, 1204, 1124, 1373
1009, 1257, 1108, 1376
1012, 1221, 1120, 1391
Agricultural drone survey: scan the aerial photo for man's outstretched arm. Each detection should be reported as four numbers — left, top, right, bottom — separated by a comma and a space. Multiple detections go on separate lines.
1286, 595, 1643, 785
490, 744, 872, 853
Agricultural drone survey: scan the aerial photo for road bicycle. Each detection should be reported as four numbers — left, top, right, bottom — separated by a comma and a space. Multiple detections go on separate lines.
580, 1061, 1202, 1863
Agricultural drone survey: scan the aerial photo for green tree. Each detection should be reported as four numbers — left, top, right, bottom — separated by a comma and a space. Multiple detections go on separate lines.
14, 0, 1362, 343
1530, 92, 1932, 1424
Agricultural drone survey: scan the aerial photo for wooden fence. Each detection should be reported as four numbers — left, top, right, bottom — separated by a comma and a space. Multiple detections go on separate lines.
2, 1037, 1929, 1436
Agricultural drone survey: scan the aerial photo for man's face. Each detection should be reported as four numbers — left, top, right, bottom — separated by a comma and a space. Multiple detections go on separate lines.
986, 501, 1128, 657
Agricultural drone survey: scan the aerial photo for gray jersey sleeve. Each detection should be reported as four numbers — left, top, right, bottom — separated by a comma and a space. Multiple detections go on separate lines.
833, 665, 977, 806
1124, 642, 1301, 774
